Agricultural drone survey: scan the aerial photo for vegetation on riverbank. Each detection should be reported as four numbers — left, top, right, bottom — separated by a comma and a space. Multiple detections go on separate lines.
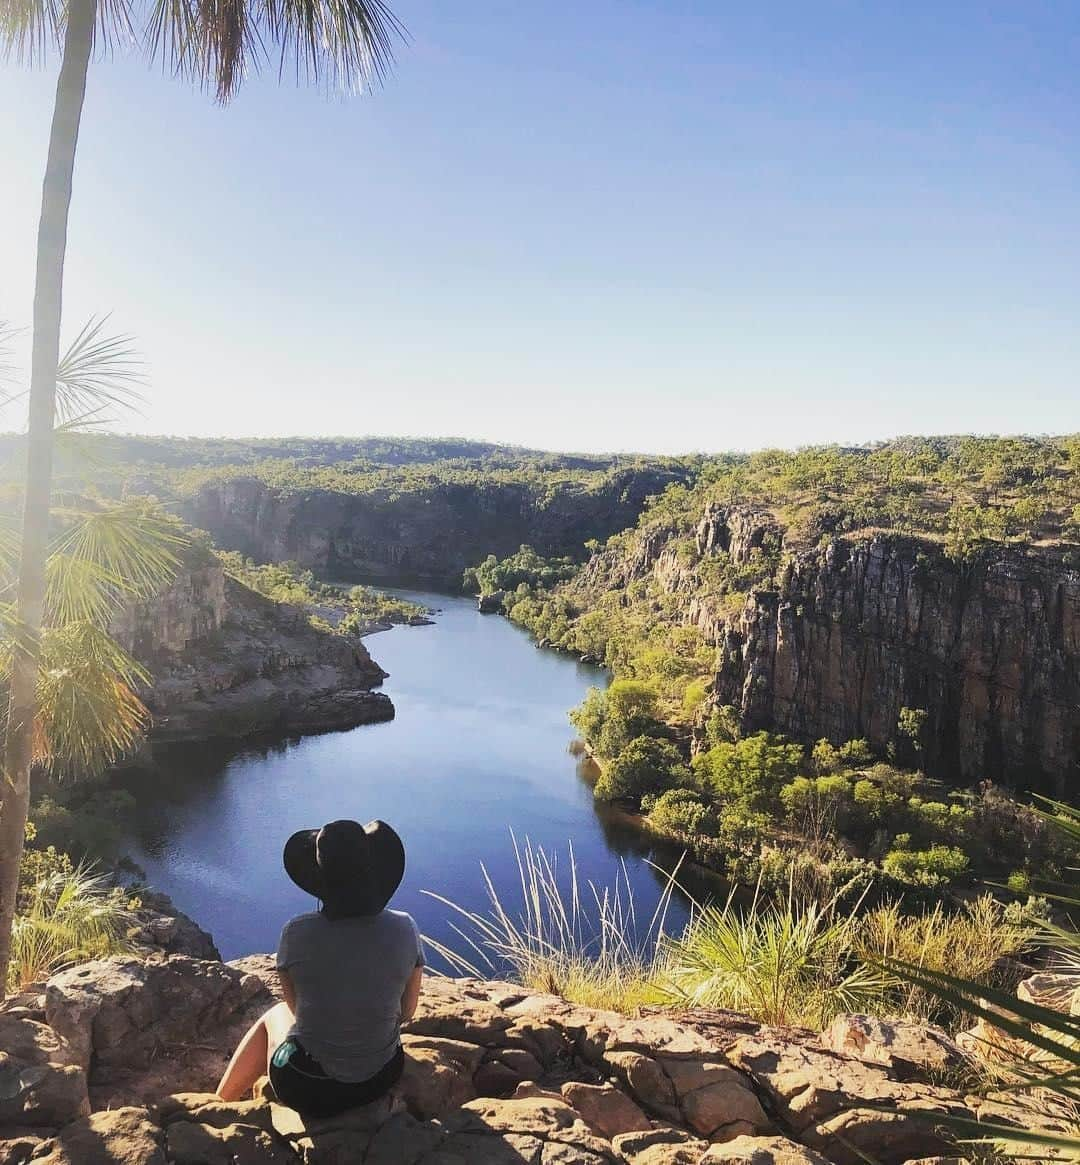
566, 678, 1074, 908
216, 552, 429, 630
449, 435, 1080, 926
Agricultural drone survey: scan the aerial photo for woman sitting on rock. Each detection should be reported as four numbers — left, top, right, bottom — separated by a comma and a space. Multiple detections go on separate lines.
217, 819, 424, 1117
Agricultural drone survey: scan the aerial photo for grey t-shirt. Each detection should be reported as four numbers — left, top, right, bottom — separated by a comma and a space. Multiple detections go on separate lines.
276, 908, 424, 1082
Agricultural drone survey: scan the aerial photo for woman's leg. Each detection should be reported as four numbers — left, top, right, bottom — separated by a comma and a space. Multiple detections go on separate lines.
216, 1001, 294, 1101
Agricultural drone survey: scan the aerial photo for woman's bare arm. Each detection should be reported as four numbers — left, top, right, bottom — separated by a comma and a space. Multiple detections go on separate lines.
400, 965, 423, 1022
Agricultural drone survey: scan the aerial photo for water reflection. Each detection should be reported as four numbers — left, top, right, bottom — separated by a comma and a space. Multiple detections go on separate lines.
116, 591, 699, 962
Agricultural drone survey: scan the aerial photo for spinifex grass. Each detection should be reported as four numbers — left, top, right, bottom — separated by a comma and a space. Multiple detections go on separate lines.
8, 865, 136, 993
856, 894, 1033, 1025
421, 835, 681, 1012
653, 879, 892, 1028
878, 798, 1080, 1160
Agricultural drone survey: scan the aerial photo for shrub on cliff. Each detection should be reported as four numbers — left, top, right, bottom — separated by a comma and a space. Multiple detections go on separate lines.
882, 844, 969, 887
594, 737, 689, 805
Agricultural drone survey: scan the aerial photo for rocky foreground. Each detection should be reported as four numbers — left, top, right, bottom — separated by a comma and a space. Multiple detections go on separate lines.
0, 947, 1052, 1165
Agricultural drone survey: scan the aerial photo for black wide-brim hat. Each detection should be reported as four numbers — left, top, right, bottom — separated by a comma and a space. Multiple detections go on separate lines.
283, 819, 405, 916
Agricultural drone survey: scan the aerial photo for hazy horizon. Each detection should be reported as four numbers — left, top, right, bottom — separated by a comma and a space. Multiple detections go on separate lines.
7, 427, 1077, 461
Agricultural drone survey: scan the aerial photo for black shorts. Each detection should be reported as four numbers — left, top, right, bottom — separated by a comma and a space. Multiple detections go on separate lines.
269, 1039, 405, 1119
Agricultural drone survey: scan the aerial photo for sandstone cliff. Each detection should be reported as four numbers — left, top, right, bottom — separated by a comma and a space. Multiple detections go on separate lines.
567, 507, 1079, 795
1, 949, 1044, 1165
111, 557, 392, 745
179, 466, 683, 587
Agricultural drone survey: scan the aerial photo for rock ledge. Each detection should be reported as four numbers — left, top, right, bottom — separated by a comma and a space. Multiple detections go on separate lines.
0, 954, 1043, 1165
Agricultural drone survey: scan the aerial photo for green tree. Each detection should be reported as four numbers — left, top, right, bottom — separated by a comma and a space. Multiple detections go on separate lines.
692, 732, 804, 813
594, 737, 688, 806
0, 0, 401, 987
570, 680, 663, 760
646, 788, 717, 838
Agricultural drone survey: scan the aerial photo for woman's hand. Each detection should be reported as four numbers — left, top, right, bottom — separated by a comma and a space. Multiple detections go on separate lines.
400, 965, 423, 1022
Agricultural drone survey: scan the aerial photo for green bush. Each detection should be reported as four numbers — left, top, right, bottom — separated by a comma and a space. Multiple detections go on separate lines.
571, 681, 665, 760
882, 844, 969, 886
594, 737, 689, 806
692, 732, 804, 812
837, 738, 873, 765
779, 774, 855, 833
647, 789, 717, 838
9, 866, 137, 993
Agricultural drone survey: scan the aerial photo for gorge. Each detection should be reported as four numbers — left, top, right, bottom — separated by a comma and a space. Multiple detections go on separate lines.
112, 590, 691, 962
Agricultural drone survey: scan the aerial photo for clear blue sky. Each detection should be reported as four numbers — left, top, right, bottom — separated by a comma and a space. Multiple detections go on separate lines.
1, 1, 1077, 453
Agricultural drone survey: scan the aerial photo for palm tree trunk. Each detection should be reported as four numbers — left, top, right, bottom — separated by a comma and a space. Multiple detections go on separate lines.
0, 0, 98, 990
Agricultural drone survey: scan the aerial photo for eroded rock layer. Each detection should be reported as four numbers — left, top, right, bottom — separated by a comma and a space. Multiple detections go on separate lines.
180, 468, 683, 588
113, 560, 392, 745
0, 952, 1046, 1164
574, 506, 1080, 793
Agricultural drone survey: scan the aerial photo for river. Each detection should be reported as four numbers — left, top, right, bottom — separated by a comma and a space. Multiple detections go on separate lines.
117, 590, 694, 964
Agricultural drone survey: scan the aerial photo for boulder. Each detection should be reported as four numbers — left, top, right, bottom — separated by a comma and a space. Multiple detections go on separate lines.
822, 1014, 966, 1080
611, 1126, 707, 1164
45, 955, 265, 1072
560, 1081, 651, 1138
728, 1031, 975, 1164
1016, 971, 1080, 1014
604, 1050, 680, 1120
132, 892, 221, 961
164, 1119, 294, 1165
0, 1015, 88, 1128
701, 1136, 832, 1163
657, 1056, 769, 1139
32, 1107, 165, 1165
398, 1034, 483, 1116
0, 1128, 50, 1165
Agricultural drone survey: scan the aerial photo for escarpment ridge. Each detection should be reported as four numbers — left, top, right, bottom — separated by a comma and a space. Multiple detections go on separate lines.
177, 464, 686, 588
564, 505, 1079, 794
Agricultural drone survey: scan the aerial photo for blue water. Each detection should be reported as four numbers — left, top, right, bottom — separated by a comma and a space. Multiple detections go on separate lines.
118, 591, 693, 964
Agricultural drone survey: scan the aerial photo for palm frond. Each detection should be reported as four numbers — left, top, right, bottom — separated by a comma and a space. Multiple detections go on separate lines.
46, 501, 186, 618
30, 622, 151, 775
147, 0, 405, 102
0, 515, 23, 593
54, 317, 144, 425
44, 553, 130, 626
0, 0, 64, 63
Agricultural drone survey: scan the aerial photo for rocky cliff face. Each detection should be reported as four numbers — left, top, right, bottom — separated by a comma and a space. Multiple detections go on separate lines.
112, 562, 393, 746
180, 467, 682, 587
579, 507, 1080, 795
